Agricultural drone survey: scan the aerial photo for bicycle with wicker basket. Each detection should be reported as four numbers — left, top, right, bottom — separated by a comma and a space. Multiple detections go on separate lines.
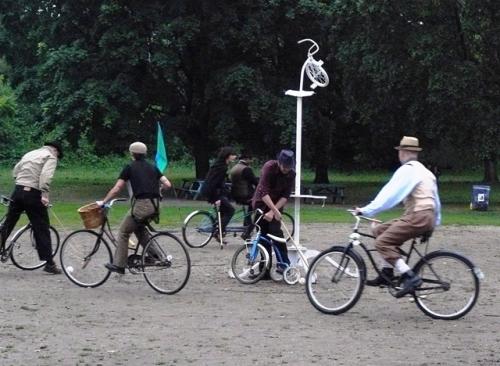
59, 198, 190, 294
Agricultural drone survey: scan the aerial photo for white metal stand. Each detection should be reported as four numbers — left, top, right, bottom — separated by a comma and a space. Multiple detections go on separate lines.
285, 39, 329, 245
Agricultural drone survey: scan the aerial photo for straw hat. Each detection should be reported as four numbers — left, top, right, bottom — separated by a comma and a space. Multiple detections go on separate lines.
394, 136, 422, 152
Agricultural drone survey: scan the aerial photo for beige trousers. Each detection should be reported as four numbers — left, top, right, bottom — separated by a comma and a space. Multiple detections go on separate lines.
372, 209, 435, 264
113, 199, 156, 268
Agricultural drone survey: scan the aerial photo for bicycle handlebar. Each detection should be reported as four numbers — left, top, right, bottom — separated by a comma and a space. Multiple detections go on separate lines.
298, 38, 319, 57
347, 209, 382, 223
106, 198, 128, 208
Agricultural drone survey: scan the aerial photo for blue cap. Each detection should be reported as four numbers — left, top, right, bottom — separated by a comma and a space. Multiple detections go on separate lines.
277, 149, 295, 169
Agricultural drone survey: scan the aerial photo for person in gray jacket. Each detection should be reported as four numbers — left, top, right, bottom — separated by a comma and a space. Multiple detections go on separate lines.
0, 142, 63, 274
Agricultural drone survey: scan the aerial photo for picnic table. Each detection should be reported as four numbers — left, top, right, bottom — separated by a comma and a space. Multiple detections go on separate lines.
174, 180, 232, 201
175, 180, 205, 200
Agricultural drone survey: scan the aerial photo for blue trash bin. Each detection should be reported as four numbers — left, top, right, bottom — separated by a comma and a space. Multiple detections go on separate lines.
470, 185, 490, 211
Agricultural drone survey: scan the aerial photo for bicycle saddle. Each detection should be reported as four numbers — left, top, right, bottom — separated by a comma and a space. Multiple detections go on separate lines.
420, 231, 433, 243
267, 233, 287, 244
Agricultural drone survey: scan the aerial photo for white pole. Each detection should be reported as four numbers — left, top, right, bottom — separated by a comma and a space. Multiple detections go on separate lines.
294, 96, 302, 245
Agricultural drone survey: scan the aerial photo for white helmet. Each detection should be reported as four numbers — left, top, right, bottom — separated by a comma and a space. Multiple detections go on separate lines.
129, 142, 147, 154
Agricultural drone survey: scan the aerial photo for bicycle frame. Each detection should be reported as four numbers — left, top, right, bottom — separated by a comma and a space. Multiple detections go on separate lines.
89, 200, 160, 266
341, 212, 436, 287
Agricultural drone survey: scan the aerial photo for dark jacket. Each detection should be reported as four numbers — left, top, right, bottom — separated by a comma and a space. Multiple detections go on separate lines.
202, 159, 229, 203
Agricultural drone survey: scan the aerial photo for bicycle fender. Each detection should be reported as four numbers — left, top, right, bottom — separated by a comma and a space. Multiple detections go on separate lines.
182, 210, 214, 226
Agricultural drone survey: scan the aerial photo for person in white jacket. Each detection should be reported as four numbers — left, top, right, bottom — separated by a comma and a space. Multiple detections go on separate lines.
355, 136, 441, 298
0, 142, 63, 274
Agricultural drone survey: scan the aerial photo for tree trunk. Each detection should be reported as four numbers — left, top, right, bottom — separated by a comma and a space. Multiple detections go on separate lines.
312, 109, 332, 184
193, 144, 210, 179
313, 164, 330, 184
483, 158, 499, 183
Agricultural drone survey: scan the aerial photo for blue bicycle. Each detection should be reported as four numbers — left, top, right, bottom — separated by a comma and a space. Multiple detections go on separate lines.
230, 210, 301, 285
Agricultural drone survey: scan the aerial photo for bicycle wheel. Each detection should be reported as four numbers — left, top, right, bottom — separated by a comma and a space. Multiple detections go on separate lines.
10, 225, 60, 270
182, 210, 215, 248
284, 266, 300, 285
305, 59, 329, 88
231, 242, 270, 284
412, 250, 480, 320
281, 212, 295, 239
142, 232, 191, 294
306, 246, 365, 315
60, 230, 112, 288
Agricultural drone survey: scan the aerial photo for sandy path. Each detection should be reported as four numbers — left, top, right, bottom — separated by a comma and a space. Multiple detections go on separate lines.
1, 224, 499, 365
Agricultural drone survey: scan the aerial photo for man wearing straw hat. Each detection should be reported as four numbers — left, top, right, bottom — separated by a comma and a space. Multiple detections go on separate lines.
0, 142, 64, 274
354, 136, 441, 298
99, 142, 172, 275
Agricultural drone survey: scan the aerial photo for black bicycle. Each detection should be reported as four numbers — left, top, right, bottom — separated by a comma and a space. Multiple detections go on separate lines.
306, 210, 482, 320
60, 198, 191, 294
182, 204, 295, 249
0, 195, 60, 270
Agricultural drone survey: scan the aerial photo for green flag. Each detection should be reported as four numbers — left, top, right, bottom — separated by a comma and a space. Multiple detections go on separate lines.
155, 122, 168, 172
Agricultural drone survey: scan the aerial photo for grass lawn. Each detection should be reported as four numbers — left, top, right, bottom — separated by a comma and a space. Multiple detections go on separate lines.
1, 163, 498, 229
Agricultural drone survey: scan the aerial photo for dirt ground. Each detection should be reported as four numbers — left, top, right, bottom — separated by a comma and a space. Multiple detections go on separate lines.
1, 223, 499, 366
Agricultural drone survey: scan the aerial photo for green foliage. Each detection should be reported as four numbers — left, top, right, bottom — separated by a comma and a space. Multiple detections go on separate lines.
0, 0, 498, 182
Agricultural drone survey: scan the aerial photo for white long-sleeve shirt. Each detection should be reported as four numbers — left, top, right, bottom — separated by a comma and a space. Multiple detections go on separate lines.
360, 161, 441, 225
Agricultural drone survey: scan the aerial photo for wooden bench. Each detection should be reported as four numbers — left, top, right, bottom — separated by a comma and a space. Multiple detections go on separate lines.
302, 184, 345, 204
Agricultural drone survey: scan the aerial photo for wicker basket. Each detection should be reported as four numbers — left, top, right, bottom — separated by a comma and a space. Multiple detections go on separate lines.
78, 202, 104, 229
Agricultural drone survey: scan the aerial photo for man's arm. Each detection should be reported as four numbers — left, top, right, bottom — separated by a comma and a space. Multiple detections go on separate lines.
160, 176, 172, 190
358, 164, 419, 217
39, 156, 58, 204
261, 195, 288, 221
101, 179, 126, 203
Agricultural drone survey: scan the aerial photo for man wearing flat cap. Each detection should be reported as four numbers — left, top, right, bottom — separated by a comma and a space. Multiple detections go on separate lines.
0, 142, 64, 274
99, 141, 172, 275
355, 136, 441, 298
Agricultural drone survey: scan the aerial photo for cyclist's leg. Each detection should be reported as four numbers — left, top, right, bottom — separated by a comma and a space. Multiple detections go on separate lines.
376, 211, 434, 296
243, 201, 253, 227
132, 199, 156, 248
1, 189, 24, 248
375, 213, 433, 265
114, 211, 138, 269
218, 196, 235, 233
23, 190, 53, 263
269, 219, 290, 269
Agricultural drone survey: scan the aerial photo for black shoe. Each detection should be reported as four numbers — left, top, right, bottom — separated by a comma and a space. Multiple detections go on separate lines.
105, 262, 125, 275
394, 270, 422, 298
366, 268, 394, 287
43, 263, 62, 275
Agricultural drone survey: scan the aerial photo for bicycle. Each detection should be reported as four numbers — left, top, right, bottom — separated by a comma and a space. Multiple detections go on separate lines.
182, 204, 295, 249
0, 195, 60, 270
60, 198, 191, 294
231, 209, 306, 285
305, 210, 482, 320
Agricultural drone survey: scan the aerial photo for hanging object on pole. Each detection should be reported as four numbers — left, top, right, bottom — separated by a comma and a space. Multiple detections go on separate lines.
285, 39, 329, 245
